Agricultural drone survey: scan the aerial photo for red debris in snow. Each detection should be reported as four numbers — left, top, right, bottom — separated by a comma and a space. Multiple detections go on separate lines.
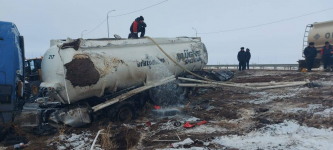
145, 121, 151, 127
154, 105, 161, 110
183, 122, 195, 128
197, 120, 207, 126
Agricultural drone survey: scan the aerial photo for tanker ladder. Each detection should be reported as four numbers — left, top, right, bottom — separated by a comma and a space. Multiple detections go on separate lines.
302, 24, 313, 57
92, 75, 176, 112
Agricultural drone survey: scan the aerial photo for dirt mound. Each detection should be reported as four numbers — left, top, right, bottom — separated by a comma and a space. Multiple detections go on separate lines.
112, 128, 140, 149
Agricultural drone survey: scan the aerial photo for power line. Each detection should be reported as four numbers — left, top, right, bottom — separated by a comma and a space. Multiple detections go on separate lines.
108, 0, 169, 18
84, 0, 169, 35
198, 7, 333, 35
83, 19, 107, 35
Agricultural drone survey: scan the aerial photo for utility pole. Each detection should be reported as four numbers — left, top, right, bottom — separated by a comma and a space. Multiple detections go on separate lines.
192, 27, 197, 37
81, 30, 87, 38
107, 10, 116, 38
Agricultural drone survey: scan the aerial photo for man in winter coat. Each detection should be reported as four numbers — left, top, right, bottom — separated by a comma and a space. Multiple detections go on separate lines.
320, 41, 333, 71
129, 16, 147, 39
303, 42, 317, 72
245, 48, 251, 69
237, 47, 246, 71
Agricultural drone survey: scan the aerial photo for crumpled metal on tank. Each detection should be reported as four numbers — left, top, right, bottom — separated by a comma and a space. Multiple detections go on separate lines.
60, 39, 81, 50
48, 106, 91, 127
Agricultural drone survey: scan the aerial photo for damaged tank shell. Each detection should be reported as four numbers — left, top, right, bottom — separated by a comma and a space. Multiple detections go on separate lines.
40, 37, 208, 104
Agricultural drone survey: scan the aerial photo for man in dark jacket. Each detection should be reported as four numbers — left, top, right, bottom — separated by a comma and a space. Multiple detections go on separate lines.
303, 42, 317, 72
237, 47, 246, 71
320, 41, 333, 71
129, 16, 147, 39
245, 48, 251, 69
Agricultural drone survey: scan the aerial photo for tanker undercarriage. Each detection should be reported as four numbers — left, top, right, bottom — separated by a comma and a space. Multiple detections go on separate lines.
16, 70, 231, 135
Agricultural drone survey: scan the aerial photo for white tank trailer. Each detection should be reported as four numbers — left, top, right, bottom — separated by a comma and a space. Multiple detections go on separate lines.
299, 20, 333, 69
17, 37, 209, 129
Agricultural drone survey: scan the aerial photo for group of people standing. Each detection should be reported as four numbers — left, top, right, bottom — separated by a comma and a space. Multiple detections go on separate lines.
237, 47, 251, 71
303, 41, 333, 72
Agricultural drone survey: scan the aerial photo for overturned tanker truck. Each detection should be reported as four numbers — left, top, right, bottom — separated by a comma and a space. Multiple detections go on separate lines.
16, 37, 226, 132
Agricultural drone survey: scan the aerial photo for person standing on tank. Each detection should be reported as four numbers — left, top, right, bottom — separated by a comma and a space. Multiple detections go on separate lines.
303, 42, 317, 72
129, 16, 147, 39
320, 41, 333, 71
237, 47, 246, 71
245, 48, 251, 69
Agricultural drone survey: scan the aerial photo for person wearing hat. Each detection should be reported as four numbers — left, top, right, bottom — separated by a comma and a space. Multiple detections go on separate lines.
320, 41, 333, 71
245, 48, 251, 69
129, 16, 147, 38
303, 42, 317, 72
237, 47, 246, 71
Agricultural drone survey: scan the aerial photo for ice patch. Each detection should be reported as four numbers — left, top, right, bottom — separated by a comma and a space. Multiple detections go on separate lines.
184, 125, 227, 134
284, 104, 323, 113
186, 117, 200, 122
212, 120, 333, 150
248, 87, 306, 104
158, 147, 207, 150
49, 131, 101, 150
172, 138, 194, 148
314, 107, 333, 117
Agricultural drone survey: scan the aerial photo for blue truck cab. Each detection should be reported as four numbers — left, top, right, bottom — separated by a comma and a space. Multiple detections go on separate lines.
0, 21, 25, 124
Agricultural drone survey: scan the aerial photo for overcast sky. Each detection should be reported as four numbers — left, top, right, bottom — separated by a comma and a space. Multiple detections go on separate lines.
1, 0, 332, 64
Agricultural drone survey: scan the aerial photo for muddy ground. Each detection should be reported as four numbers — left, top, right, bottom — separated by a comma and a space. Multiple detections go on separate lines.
2, 70, 333, 150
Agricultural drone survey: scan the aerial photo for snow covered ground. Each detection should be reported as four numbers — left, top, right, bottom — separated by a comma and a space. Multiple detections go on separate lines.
212, 120, 333, 150
283, 104, 324, 114
49, 131, 100, 150
160, 120, 333, 150
248, 87, 307, 104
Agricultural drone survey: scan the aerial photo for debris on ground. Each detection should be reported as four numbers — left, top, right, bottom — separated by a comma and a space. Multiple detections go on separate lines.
13, 143, 25, 149
2, 70, 333, 149
49, 131, 95, 150
171, 138, 194, 148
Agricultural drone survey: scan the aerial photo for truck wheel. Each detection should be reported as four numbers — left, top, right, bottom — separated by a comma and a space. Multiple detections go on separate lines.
30, 81, 41, 97
115, 104, 136, 122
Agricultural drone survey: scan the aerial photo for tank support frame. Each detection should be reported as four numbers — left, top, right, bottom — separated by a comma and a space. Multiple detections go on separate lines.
92, 75, 176, 112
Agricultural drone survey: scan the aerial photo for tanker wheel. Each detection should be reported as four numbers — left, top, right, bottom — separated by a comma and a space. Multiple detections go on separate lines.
116, 104, 136, 122
30, 81, 41, 97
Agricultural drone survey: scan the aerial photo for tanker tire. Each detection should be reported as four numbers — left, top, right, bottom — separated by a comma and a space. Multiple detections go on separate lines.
115, 104, 136, 122
30, 81, 41, 97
